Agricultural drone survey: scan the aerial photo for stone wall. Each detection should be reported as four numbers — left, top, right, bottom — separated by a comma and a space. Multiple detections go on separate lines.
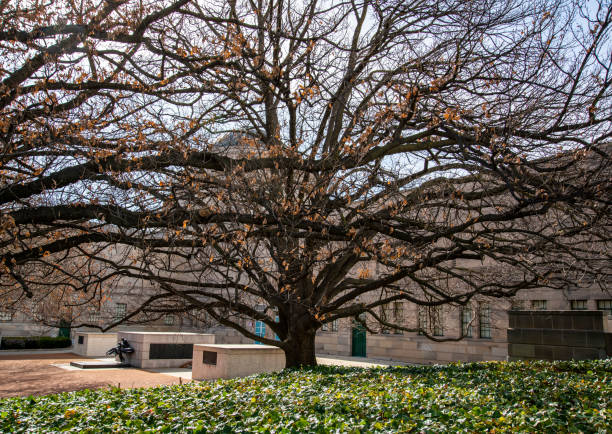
206, 327, 252, 344
316, 330, 351, 356
72, 332, 118, 357
315, 330, 507, 364
117, 331, 215, 368
366, 335, 507, 364
507, 311, 612, 361
0, 321, 56, 337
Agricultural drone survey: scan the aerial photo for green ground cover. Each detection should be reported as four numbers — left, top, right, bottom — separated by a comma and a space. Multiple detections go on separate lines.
0, 359, 610, 433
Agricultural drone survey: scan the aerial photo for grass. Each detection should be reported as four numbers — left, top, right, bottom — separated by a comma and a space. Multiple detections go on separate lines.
0, 359, 610, 432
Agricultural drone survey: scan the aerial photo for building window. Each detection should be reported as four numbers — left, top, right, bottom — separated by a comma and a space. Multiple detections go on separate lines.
531, 300, 547, 311
570, 300, 587, 310
417, 307, 428, 335
393, 302, 404, 334
114, 303, 127, 319
322, 319, 339, 332
461, 307, 473, 338
331, 319, 339, 332
164, 314, 175, 326
0, 311, 12, 321
479, 303, 491, 339
510, 300, 524, 311
432, 307, 443, 336
418, 306, 443, 336
192, 310, 208, 325
380, 304, 391, 334
88, 311, 101, 323
597, 300, 612, 315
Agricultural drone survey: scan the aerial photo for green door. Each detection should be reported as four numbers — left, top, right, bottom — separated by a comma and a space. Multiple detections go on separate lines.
58, 319, 71, 338
351, 323, 366, 357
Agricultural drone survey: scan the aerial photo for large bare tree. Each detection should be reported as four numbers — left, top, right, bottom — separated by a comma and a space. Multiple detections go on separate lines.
0, 0, 610, 366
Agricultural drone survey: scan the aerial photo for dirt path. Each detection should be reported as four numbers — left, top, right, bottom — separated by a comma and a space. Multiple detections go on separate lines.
0, 352, 190, 398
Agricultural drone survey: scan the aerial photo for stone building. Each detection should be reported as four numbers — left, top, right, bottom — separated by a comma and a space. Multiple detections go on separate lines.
2, 252, 610, 364
313, 284, 612, 364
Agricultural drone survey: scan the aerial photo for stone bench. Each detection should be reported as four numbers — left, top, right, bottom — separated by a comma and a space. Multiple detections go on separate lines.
118, 332, 215, 368
192, 344, 285, 380
73, 332, 118, 357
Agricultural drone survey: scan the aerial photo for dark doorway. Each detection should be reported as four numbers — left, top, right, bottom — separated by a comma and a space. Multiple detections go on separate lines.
351, 322, 366, 357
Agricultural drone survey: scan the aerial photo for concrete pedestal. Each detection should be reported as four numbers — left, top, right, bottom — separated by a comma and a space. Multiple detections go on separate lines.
118, 332, 215, 369
70, 360, 128, 369
192, 344, 285, 380
73, 332, 118, 357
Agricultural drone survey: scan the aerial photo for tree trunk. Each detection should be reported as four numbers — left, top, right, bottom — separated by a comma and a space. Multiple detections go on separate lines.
283, 328, 317, 368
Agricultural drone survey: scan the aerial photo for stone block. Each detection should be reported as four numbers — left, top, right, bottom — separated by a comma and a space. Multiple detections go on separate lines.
590, 318, 604, 331
377, 338, 395, 349
534, 345, 554, 360
450, 353, 470, 362
510, 312, 533, 329
435, 352, 456, 362
417, 342, 433, 352
551, 346, 574, 360
387, 348, 409, 358
73, 332, 118, 357
192, 344, 285, 380
586, 332, 606, 348
521, 329, 544, 345
466, 345, 486, 355
532, 314, 553, 329
572, 314, 596, 330
508, 313, 517, 329
557, 330, 585, 347
396, 341, 418, 351
417, 351, 438, 362
491, 346, 509, 357
542, 330, 565, 346
509, 344, 535, 358
118, 332, 215, 369
572, 347, 603, 360
552, 315, 573, 330
465, 353, 487, 362
506, 328, 521, 343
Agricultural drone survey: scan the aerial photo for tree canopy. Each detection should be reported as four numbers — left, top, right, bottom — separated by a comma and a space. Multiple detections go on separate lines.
0, 0, 610, 366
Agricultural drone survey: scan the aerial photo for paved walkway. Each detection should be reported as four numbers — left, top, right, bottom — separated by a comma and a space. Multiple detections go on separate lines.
0, 350, 417, 397
0, 347, 76, 356
317, 355, 414, 368
149, 367, 193, 380
0, 352, 188, 398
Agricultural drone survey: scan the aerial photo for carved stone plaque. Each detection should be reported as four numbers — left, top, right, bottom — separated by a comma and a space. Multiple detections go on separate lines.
202, 351, 217, 365
149, 343, 193, 359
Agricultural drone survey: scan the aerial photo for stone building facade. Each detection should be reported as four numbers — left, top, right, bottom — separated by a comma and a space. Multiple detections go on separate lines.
3, 276, 610, 365
313, 285, 612, 364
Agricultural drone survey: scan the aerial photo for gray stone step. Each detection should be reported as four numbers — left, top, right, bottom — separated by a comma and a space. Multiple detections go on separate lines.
69, 361, 129, 369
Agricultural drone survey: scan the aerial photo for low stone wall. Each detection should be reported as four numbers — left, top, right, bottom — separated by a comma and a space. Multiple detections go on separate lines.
316, 332, 351, 356
117, 332, 215, 368
72, 332, 118, 357
507, 311, 612, 361
366, 335, 507, 364
315, 331, 507, 364
0, 322, 56, 338
192, 344, 285, 380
